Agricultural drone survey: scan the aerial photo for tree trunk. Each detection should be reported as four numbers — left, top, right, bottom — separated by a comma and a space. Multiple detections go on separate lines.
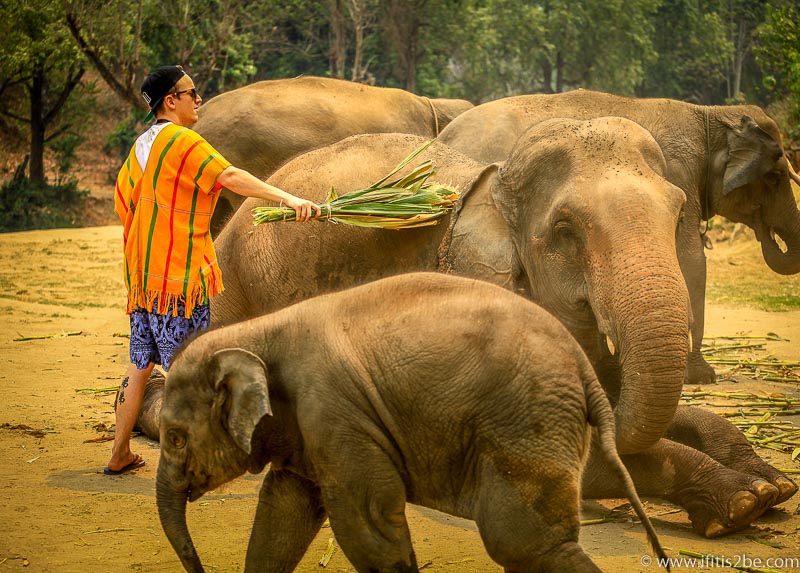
29, 63, 46, 185
329, 0, 347, 79
556, 51, 564, 92
540, 57, 553, 93
350, 0, 368, 82
732, 20, 746, 97
385, 0, 422, 93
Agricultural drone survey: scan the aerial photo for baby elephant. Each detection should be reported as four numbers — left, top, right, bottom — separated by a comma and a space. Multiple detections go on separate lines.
156, 272, 666, 573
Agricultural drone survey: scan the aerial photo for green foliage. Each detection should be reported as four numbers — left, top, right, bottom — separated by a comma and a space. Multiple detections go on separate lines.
0, 0, 90, 185
3, 0, 800, 231
139, 0, 258, 98
49, 134, 84, 185
104, 110, 150, 162
643, 0, 732, 101
243, 0, 331, 81
578, 0, 660, 95
755, 4, 800, 137
445, 0, 546, 101
0, 175, 88, 233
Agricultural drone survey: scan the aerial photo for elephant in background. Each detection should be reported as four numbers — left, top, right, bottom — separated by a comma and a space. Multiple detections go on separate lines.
156, 273, 666, 573
437, 90, 800, 386
194, 76, 473, 235
208, 120, 794, 536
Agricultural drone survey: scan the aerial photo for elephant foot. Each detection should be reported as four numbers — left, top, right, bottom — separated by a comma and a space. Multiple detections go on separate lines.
684, 351, 716, 385
668, 406, 799, 507
709, 451, 799, 507
733, 459, 798, 506
686, 479, 779, 538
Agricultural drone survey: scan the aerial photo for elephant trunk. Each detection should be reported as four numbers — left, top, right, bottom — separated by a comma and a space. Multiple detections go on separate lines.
760, 205, 800, 275
597, 256, 690, 455
156, 464, 205, 573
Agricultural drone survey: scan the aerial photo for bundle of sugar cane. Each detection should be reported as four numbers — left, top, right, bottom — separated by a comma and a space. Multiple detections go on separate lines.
251, 140, 459, 229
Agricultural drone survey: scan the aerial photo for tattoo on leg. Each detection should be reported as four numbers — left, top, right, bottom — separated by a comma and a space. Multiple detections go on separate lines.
116, 376, 129, 406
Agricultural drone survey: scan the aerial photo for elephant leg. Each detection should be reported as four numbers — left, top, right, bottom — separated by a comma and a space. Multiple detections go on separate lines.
474, 459, 599, 572
245, 469, 327, 573
582, 438, 779, 538
666, 406, 798, 504
679, 237, 716, 385
316, 443, 418, 573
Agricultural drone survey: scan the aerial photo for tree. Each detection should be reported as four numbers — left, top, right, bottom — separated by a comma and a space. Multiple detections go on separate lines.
644, 0, 731, 102
65, 0, 256, 107
344, 0, 379, 82
446, 0, 658, 100
382, 0, 426, 92
245, 0, 330, 80
0, 0, 87, 185
64, 0, 148, 111
538, 0, 659, 96
144, 0, 256, 95
445, 0, 546, 101
754, 3, 800, 135
719, 0, 768, 101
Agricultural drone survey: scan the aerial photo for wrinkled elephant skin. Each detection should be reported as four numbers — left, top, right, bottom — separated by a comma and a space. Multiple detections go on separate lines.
194, 76, 473, 235
438, 90, 800, 386
215, 120, 691, 457
156, 273, 664, 573
140, 122, 796, 538
211, 125, 795, 537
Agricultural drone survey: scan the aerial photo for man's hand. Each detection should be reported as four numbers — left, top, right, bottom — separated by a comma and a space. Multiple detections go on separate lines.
283, 196, 322, 222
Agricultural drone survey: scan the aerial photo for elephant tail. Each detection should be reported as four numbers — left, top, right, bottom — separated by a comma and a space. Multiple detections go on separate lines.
584, 371, 671, 571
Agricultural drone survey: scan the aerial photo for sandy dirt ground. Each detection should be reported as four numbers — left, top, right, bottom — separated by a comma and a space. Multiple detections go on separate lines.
1, 222, 799, 573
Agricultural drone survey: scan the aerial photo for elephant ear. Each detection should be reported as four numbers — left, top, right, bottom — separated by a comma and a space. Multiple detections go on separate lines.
722, 115, 782, 194
212, 348, 273, 455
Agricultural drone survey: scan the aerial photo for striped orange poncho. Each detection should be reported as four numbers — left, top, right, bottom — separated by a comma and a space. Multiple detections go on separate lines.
115, 124, 231, 317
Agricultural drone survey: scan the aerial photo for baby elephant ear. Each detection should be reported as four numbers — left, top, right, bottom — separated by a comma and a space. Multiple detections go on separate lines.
213, 348, 272, 455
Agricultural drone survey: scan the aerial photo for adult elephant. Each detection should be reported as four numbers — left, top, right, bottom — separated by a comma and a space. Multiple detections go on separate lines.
437, 90, 800, 387
212, 120, 794, 537
194, 76, 473, 235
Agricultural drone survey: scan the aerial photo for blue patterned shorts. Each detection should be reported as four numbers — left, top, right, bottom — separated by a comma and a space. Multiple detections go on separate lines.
129, 300, 210, 371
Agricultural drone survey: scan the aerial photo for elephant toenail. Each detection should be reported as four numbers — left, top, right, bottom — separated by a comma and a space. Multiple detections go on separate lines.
728, 490, 758, 521
704, 519, 727, 539
775, 476, 799, 502
751, 479, 779, 505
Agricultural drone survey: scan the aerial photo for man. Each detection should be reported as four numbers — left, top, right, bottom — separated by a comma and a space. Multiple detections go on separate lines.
105, 65, 320, 475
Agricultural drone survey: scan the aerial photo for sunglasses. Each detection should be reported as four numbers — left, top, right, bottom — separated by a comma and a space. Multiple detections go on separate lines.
172, 88, 198, 100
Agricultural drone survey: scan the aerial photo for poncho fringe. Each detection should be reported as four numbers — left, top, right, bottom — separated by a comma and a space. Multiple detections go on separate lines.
125, 269, 224, 318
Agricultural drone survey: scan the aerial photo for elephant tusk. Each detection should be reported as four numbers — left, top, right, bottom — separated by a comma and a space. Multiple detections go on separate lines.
606, 335, 616, 356
688, 331, 693, 353
770, 227, 788, 253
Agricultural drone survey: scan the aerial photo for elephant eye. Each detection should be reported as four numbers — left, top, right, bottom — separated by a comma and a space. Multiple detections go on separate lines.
554, 220, 574, 238
167, 429, 187, 449
764, 170, 782, 186
553, 220, 580, 256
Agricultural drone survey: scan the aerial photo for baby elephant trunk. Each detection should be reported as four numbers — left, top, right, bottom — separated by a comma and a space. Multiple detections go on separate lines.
583, 370, 668, 565
156, 464, 205, 572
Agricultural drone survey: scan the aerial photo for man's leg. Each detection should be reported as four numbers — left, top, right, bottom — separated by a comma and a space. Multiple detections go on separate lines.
107, 362, 154, 471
